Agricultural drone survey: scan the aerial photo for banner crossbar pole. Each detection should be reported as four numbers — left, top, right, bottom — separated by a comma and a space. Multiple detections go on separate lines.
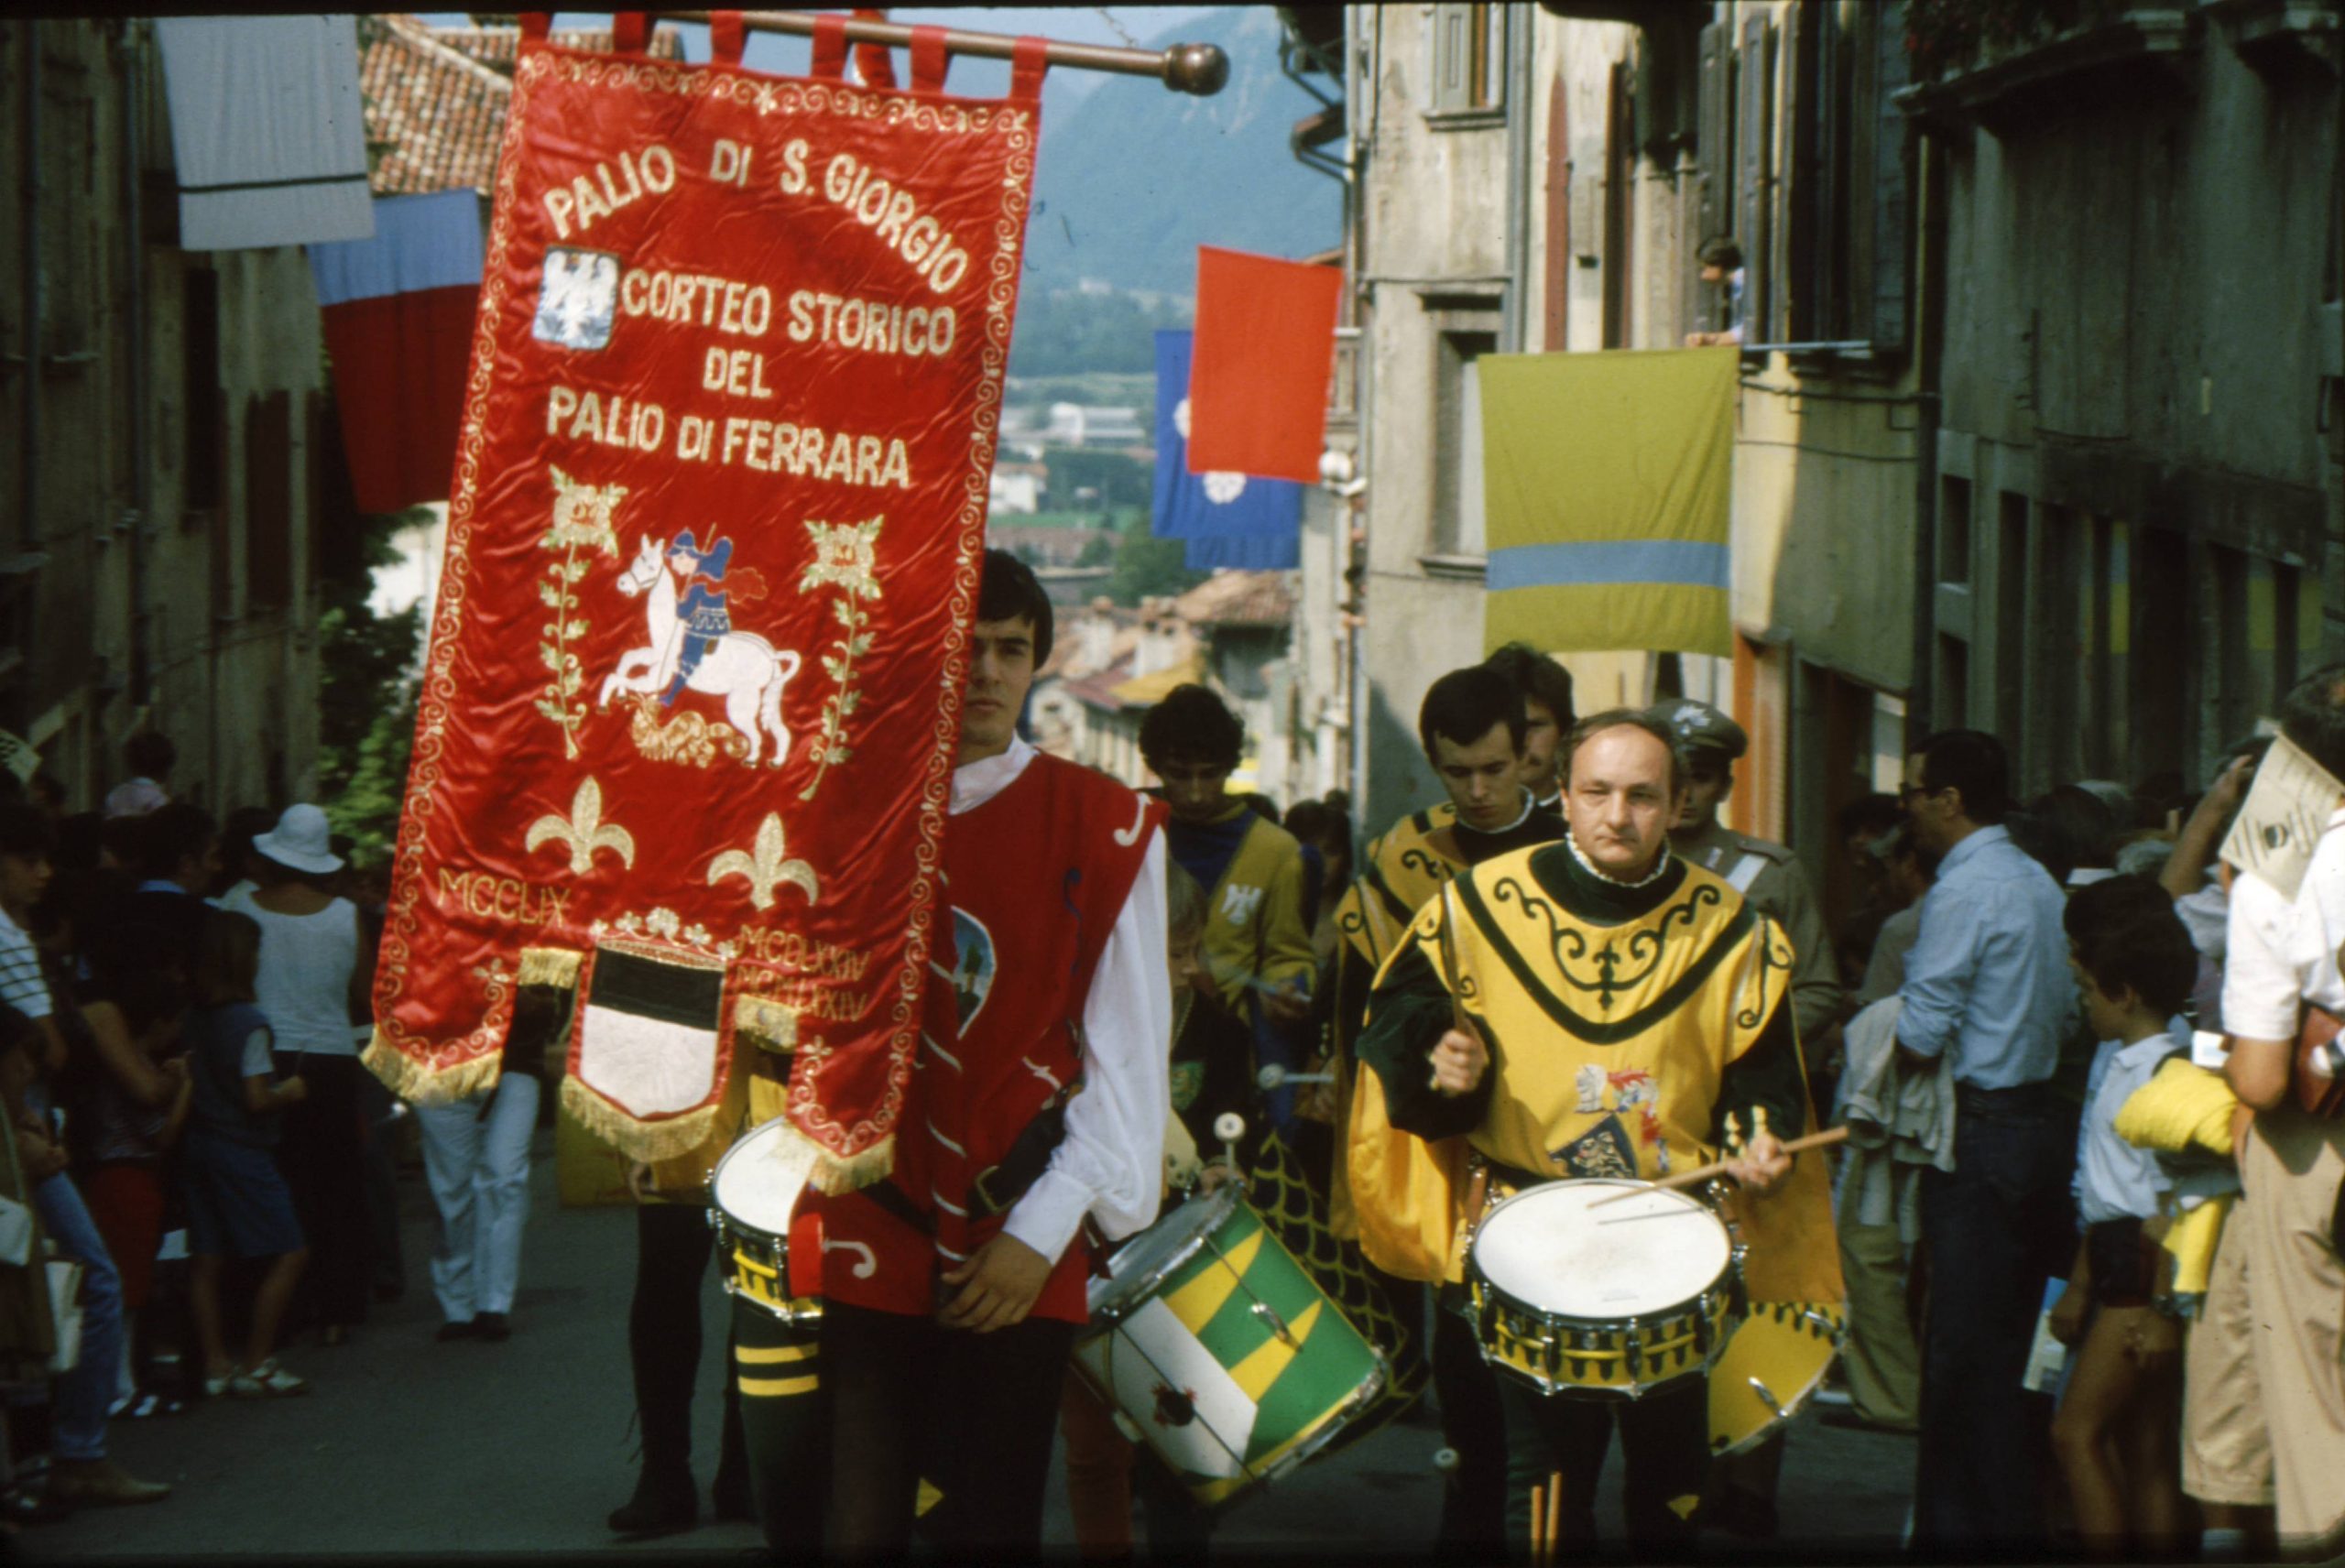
656, 10, 1230, 95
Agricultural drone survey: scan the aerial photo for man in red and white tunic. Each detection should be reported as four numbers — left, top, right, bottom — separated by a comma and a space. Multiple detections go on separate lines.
808, 549, 1171, 1555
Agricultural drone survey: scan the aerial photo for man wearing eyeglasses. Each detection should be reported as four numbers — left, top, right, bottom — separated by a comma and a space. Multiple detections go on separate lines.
1894, 731, 2077, 1552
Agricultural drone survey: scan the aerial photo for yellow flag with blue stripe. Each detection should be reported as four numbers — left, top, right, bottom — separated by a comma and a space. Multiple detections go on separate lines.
1478, 347, 1737, 657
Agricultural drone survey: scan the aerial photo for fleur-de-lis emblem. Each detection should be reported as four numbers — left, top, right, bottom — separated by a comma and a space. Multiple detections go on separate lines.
525, 777, 638, 876
708, 812, 821, 911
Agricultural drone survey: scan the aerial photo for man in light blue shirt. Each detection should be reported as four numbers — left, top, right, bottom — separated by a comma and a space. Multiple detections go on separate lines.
1895, 730, 2076, 1552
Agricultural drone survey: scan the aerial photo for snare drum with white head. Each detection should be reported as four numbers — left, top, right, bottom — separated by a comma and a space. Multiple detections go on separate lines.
1467, 1178, 1739, 1399
710, 1116, 823, 1326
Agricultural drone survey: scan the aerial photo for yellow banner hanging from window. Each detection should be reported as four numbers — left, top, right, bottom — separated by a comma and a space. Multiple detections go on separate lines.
1478, 347, 1738, 658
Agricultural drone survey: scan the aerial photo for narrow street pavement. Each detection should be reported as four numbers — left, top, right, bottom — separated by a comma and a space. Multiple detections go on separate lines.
25, 1124, 1914, 1561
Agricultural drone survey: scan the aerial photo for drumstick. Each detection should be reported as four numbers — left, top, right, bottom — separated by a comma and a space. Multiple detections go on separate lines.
1543, 1470, 1563, 1566
1587, 1124, 1850, 1208
1529, 1481, 1546, 1565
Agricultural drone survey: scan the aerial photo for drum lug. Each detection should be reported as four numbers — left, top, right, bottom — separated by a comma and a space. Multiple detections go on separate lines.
1250, 1300, 1297, 1348
1747, 1376, 1790, 1421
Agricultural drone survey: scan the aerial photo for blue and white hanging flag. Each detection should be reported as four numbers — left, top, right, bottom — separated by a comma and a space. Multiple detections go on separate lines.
1152, 330, 1301, 570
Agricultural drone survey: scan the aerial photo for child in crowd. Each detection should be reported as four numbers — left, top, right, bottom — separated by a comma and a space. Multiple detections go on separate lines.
2047, 877, 2194, 1559
180, 909, 310, 1398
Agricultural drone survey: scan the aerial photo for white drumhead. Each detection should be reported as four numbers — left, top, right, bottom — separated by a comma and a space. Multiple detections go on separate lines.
1473, 1181, 1730, 1320
711, 1117, 816, 1236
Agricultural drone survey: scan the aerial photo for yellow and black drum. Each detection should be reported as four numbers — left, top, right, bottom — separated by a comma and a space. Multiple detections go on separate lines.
1467, 1178, 1739, 1399
1707, 1299, 1846, 1453
710, 1116, 823, 1326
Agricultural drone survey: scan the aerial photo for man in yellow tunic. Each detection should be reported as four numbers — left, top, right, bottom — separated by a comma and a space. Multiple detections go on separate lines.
1351, 709, 1828, 1554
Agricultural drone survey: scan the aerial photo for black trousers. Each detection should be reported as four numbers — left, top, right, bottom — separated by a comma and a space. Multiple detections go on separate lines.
821, 1300, 1077, 1559
733, 1293, 828, 1559
272, 1052, 374, 1329
1433, 1290, 1509, 1559
629, 1202, 746, 1485
1497, 1372, 1709, 1558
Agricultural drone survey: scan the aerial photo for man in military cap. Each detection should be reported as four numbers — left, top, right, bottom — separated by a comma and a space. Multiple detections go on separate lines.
1649, 698, 1844, 1538
1650, 700, 1841, 1047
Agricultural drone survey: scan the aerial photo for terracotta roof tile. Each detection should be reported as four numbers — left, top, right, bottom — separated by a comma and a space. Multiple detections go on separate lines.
360, 15, 685, 197
1172, 571, 1293, 628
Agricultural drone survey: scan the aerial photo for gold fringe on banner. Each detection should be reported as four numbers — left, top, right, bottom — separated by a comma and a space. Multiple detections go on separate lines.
733, 996, 799, 1052
362, 1031, 504, 1105
808, 1132, 895, 1195
560, 1072, 726, 1165
518, 946, 586, 989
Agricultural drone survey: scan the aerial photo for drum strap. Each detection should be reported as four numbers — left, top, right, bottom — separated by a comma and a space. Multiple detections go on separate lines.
971, 1080, 1081, 1217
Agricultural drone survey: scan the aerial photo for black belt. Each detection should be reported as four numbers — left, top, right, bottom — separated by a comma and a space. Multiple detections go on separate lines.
1953, 1080, 2057, 1113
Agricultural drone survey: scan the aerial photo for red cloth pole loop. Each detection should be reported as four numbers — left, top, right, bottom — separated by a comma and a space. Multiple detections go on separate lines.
909, 25, 948, 93
519, 13, 551, 41
710, 11, 746, 66
852, 8, 897, 89
611, 13, 649, 55
810, 14, 848, 79
1009, 36, 1048, 102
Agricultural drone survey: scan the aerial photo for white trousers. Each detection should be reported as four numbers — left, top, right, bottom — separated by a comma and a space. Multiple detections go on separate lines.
417, 1073, 540, 1322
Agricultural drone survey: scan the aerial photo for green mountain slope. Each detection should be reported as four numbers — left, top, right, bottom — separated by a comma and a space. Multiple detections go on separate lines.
1025, 5, 1342, 298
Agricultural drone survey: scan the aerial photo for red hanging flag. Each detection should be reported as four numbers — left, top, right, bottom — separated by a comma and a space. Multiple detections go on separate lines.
365, 16, 1047, 1193
1183, 245, 1343, 485
309, 191, 483, 514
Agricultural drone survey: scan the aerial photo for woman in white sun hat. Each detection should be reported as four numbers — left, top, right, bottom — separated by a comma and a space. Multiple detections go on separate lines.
220, 804, 373, 1348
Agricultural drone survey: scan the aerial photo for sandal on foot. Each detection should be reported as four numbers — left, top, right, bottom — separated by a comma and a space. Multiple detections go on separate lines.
228, 1358, 310, 1398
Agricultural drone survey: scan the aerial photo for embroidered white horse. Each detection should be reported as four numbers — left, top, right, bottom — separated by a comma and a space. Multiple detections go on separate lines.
598, 534, 801, 768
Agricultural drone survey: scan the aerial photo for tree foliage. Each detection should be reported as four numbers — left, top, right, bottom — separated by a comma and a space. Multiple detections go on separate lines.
1104, 509, 1207, 606
316, 507, 427, 865
1008, 288, 1191, 377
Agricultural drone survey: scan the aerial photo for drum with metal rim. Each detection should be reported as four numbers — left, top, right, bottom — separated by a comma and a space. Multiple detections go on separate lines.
1071, 1183, 1388, 1508
1467, 1178, 1738, 1399
1707, 1299, 1846, 1453
709, 1116, 823, 1327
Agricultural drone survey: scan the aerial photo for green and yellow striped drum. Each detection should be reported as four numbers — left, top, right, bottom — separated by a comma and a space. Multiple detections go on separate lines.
1072, 1183, 1389, 1508
1707, 1300, 1846, 1454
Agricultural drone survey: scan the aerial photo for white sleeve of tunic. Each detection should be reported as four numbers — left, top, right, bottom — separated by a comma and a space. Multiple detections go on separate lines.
1002, 826, 1172, 1263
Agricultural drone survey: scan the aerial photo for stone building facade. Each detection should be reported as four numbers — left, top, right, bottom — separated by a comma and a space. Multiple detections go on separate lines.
1301, 0, 2341, 924
1, 18, 333, 811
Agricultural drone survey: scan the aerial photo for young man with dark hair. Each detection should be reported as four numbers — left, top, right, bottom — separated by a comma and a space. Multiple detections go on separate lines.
1480, 643, 1575, 811
1685, 236, 1746, 348
1896, 727, 2077, 1551
792, 548, 1171, 1558
1351, 709, 1816, 1555
2216, 663, 2345, 1550
1321, 665, 1569, 1554
1139, 683, 1315, 1125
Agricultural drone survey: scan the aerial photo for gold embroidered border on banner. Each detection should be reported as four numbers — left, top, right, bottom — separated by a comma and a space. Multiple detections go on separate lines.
372, 42, 1035, 1189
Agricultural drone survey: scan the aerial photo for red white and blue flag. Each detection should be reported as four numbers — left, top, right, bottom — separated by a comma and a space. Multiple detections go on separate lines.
308, 190, 485, 514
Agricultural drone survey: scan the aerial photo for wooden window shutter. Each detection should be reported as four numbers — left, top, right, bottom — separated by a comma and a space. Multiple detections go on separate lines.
1696, 23, 1732, 319
1779, 1, 1814, 343
1868, 0, 1914, 352
1434, 4, 1471, 111
1736, 12, 1773, 344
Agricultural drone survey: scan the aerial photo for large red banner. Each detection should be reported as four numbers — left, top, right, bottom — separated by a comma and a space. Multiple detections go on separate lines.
365, 16, 1043, 1190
